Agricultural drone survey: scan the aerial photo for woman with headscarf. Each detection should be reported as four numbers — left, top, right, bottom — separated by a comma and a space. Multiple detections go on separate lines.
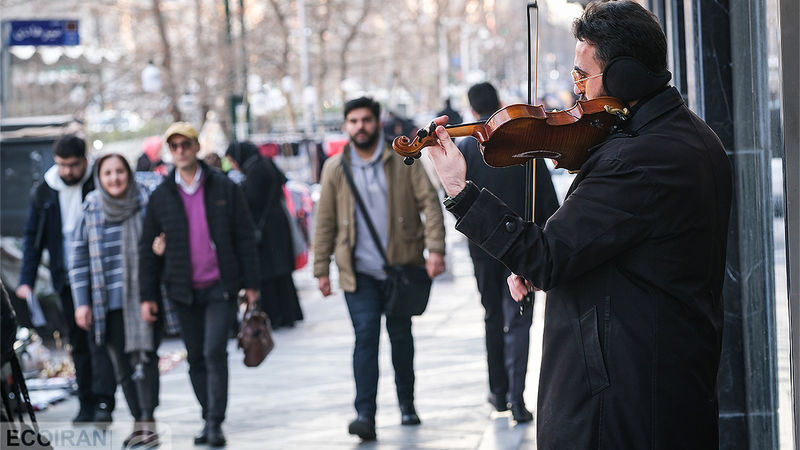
226, 141, 303, 328
69, 153, 161, 447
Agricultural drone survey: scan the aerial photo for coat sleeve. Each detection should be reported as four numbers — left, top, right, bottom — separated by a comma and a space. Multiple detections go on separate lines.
138, 196, 163, 303
313, 159, 339, 278
18, 199, 45, 289
455, 156, 654, 290
230, 183, 261, 290
68, 214, 91, 309
410, 161, 446, 255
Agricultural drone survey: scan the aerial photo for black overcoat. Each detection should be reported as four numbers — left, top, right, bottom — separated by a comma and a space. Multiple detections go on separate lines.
241, 156, 295, 279
451, 87, 733, 449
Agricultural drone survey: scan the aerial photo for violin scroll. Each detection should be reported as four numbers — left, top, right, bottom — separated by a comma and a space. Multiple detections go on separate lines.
393, 122, 439, 164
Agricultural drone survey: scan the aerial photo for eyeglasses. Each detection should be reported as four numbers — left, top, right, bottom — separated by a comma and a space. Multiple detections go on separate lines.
168, 140, 194, 151
571, 69, 603, 92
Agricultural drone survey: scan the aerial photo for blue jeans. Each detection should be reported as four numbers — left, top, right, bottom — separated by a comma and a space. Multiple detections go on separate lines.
345, 273, 415, 418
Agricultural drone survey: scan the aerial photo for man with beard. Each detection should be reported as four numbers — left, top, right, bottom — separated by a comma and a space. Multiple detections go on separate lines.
314, 97, 446, 441
17, 135, 117, 424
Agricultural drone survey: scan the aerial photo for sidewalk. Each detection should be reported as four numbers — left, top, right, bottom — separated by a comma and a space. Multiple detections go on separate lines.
36, 230, 546, 449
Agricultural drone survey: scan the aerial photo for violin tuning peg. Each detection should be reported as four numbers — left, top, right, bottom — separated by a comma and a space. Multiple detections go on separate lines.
428, 122, 437, 135
416, 128, 428, 139
413, 152, 422, 159
404, 156, 415, 166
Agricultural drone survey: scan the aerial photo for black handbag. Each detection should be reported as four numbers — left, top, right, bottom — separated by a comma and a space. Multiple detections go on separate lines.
341, 158, 432, 317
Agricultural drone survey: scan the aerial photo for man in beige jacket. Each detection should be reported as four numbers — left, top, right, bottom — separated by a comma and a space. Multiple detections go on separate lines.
314, 97, 446, 441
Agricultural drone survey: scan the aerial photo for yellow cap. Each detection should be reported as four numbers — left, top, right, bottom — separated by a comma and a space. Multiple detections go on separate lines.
164, 122, 198, 142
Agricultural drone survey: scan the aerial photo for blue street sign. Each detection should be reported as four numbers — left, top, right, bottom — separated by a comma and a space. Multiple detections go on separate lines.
8, 20, 79, 46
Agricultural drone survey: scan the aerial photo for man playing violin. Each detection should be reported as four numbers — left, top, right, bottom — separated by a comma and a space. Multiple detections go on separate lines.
426, 1, 732, 448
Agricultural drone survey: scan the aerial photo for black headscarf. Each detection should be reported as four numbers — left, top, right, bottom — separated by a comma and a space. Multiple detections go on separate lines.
225, 141, 261, 172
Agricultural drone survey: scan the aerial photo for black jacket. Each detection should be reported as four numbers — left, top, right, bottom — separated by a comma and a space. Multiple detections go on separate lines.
450, 87, 732, 449
139, 161, 260, 304
18, 176, 94, 293
456, 120, 559, 261
241, 156, 295, 278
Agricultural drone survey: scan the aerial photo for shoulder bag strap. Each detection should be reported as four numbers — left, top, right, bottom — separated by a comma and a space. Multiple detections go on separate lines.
340, 158, 389, 266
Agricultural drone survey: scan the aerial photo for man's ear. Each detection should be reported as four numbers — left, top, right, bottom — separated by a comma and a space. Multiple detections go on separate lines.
602, 56, 672, 102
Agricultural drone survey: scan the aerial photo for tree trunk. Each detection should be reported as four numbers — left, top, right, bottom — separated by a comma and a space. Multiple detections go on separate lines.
152, 0, 181, 121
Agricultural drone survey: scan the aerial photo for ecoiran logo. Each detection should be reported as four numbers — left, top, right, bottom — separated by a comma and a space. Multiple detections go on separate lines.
1, 422, 171, 449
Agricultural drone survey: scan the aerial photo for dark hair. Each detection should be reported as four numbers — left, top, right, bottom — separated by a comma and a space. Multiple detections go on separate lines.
344, 97, 381, 121
53, 134, 87, 159
572, 0, 667, 73
95, 153, 133, 183
467, 82, 500, 117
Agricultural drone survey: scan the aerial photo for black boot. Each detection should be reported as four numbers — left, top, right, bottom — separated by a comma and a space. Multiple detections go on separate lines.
193, 423, 209, 445
72, 402, 94, 424
510, 402, 533, 423
207, 423, 226, 447
487, 393, 509, 412
348, 415, 376, 441
93, 398, 113, 427
400, 403, 421, 426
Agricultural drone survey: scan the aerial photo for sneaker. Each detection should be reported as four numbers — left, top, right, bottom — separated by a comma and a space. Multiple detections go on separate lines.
123, 420, 159, 448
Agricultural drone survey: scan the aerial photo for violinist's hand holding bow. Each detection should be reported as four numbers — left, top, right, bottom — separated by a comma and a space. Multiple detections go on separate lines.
426, 116, 467, 198
507, 274, 540, 302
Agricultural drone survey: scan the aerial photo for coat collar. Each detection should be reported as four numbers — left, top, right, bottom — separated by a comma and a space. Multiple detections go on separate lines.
622, 86, 685, 134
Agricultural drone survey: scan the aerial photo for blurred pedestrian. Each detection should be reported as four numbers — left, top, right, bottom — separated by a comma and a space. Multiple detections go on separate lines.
69, 153, 162, 447
436, 98, 463, 125
314, 97, 446, 441
381, 110, 416, 141
15, 135, 117, 425
136, 136, 167, 175
202, 153, 223, 171
226, 141, 303, 329
138, 122, 260, 447
457, 82, 559, 422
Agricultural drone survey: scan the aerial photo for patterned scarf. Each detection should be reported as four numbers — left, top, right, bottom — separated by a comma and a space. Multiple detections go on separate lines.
95, 162, 152, 352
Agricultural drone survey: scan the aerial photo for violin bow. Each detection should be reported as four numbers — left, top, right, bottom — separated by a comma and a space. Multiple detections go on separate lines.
520, 1, 539, 314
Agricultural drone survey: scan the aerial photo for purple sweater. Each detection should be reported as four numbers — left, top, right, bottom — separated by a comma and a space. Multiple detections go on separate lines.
179, 184, 221, 288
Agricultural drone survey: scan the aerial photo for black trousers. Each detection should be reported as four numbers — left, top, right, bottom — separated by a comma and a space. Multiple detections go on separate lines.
59, 287, 117, 410
173, 282, 235, 426
472, 257, 532, 405
103, 310, 160, 420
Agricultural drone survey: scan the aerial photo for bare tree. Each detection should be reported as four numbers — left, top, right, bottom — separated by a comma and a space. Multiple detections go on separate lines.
266, 0, 298, 131
337, 0, 373, 104
312, 0, 333, 120
152, 0, 181, 120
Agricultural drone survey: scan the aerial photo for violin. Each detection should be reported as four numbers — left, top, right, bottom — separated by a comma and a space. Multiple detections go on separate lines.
392, 96, 628, 172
